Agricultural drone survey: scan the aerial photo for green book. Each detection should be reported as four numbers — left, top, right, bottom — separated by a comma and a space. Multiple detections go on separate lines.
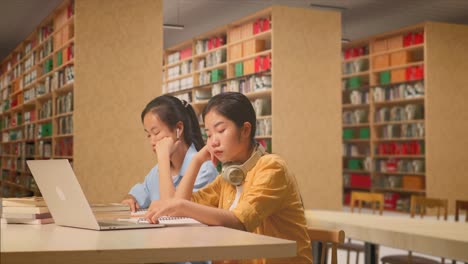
57, 50, 63, 66
41, 123, 53, 137
359, 128, 370, 139
211, 69, 225, 82
235, 63, 243, 77
348, 76, 361, 89
348, 159, 362, 170
380, 71, 391, 85
343, 129, 354, 139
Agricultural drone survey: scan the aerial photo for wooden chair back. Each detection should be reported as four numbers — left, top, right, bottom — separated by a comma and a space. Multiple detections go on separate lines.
455, 200, 468, 222
350, 191, 384, 215
410, 196, 448, 220
307, 227, 345, 264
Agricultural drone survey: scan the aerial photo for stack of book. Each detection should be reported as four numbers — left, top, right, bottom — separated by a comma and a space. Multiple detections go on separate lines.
1, 197, 54, 225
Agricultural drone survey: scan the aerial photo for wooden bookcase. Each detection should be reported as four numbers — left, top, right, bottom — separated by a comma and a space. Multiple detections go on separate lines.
162, 6, 342, 210
0, 0, 163, 203
341, 22, 468, 213
0, 0, 75, 197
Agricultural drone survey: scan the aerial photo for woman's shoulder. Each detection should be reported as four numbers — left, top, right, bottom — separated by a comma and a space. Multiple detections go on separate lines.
252, 154, 290, 178
256, 154, 296, 181
257, 154, 288, 168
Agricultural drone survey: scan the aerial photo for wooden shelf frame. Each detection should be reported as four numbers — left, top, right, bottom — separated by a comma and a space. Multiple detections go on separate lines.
162, 6, 342, 211
0, 0, 75, 197
340, 22, 468, 212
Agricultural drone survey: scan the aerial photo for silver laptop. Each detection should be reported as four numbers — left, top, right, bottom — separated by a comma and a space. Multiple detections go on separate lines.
27, 159, 164, 230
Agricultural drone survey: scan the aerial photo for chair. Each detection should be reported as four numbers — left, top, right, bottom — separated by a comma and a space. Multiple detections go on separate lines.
381, 196, 448, 264
455, 200, 468, 222
350, 191, 384, 215
339, 191, 384, 264
307, 227, 345, 264
454, 200, 468, 264
410, 196, 448, 220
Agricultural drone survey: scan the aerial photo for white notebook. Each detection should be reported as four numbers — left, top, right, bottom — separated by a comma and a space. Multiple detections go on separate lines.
127, 210, 204, 226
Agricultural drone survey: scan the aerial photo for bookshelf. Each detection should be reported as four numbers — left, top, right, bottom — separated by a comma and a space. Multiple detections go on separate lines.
0, 0, 75, 197
341, 22, 468, 213
1, 0, 163, 203
162, 6, 342, 210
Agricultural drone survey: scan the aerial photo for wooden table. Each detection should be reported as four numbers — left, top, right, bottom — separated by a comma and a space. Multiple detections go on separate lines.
306, 210, 468, 263
1, 223, 296, 263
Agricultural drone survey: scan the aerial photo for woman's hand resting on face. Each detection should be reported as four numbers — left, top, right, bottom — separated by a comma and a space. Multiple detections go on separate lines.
154, 137, 182, 160
196, 144, 218, 166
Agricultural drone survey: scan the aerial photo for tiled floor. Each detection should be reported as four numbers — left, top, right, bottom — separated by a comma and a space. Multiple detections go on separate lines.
328, 207, 466, 264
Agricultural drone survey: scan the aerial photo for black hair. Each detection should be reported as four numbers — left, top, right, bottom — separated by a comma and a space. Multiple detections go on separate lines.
141, 95, 204, 151
202, 92, 256, 142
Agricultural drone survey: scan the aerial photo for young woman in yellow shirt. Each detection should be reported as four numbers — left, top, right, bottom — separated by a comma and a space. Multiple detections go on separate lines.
145, 92, 312, 264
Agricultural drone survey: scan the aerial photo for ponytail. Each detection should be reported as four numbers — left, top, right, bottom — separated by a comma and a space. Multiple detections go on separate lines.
183, 103, 204, 151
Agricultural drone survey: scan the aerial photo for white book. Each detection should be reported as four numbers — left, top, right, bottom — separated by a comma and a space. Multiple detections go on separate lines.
2, 206, 49, 214
127, 210, 204, 226
1, 212, 52, 219
1, 217, 54, 225
1, 197, 46, 207
158, 216, 204, 226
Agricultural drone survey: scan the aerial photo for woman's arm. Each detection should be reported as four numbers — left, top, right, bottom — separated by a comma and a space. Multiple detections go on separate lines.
155, 138, 176, 200
145, 198, 245, 230
127, 166, 159, 209
173, 145, 217, 200
173, 154, 205, 200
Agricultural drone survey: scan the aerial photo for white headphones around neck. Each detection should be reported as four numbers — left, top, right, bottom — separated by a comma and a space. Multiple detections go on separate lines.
221, 144, 266, 186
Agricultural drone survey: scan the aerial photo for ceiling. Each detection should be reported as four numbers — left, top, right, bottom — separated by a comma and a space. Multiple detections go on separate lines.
2, 0, 468, 61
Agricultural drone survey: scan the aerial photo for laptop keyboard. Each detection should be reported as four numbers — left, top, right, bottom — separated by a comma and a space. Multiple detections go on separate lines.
99, 221, 138, 226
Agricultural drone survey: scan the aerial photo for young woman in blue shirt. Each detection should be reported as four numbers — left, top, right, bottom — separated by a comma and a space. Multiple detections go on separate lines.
121, 95, 217, 212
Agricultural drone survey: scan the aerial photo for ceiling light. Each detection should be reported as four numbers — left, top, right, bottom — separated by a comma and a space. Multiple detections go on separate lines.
310, 3, 347, 12
163, 24, 184, 30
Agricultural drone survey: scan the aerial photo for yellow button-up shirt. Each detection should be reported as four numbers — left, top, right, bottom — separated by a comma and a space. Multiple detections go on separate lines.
192, 154, 312, 264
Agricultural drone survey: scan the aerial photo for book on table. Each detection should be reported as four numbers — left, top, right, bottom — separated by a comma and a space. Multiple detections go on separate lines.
1, 212, 52, 219
2, 206, 50, 214
1, 197, 47, 207
1, 197, 53, 225
1, 217, 54, 225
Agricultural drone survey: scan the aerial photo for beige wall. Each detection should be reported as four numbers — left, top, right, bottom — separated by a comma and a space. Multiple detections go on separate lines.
74, 0, 162, 203
425, 22, 468, 212
272, 6, 342, 210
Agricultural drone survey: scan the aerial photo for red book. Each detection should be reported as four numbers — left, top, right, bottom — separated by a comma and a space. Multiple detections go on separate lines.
253, 20, 261, 34
403, 32, 412, 47
208, 38, 213, 50
350, 174, 371, 188
414, 32, 424, 44
262, 55, 271, 71
262, 18, 270, 31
